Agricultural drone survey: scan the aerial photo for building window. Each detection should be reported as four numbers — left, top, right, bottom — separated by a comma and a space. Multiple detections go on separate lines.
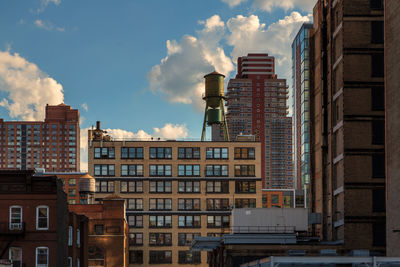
206, 181, 229, 193
235, 198, 256, 208
206, 199, 230, 210
372, 120, 385, 145
149, 251, 172, 264
120, 164, 143, 176
371, 21, 384, 44
95, 181, 115, 193
178, 164, 200, 176
94, 224, 104, 235
371, 54, 384, 77
76, 258, 80, 267
178, 147, 200, 159
205, 165, 228, 176
149, 147, 172, 159
372, 188, 386, 212
77, 229, 80, 248
149, 199, 172, 210
120, 181, 143, 193
36, 247, 48, 267
94, 147, 115, 159
149, 233, 172, 246
94, 164, 115, 176
128, 215, 143, 228
271, 194, 280, 205
372, 154, 385, 178
149, 181, 172, 193
370, 0, 383, 9
235, 181, 256, 193
68, 226, 73, 246
9, 247, 22, 267
178, 233, 201, 246
372, 223, 386, 246
127, 199, 143, 210
371, 87, 384, 110
67, 257, 72, 267
234, 147, 255, 159
129, 233, 143, 246
206, 147, 228, 159
36, 206, 49, 230
129, 250, 143, 264
178, 181, 200, 193
68, 188, 76, 197
178, 215, 201, 228
207, 215, 229, 228
178, 251, 201, 264
121, 147, 143, 159
149, 165, 172, 176
149, 215, 172, 228
234, 165, 255, 177
9, 206, 22, 230
68, 178, 76, 186
178, 199, 200, 211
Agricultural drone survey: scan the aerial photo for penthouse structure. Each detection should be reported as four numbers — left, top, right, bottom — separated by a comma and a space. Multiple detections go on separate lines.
0, 104, 80, 172
215, 53, 292, 189
88, 122, 262, 267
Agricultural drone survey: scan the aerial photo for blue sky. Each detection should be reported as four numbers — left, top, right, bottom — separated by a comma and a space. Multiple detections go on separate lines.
0, 0, 315, 168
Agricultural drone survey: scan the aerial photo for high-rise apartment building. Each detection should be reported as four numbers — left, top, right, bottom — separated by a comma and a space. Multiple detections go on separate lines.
292, 23, 313, 192
384, 0, 400, 257
0, 104, 80, 172
88, 123, 262, 267
216, 53, 292, 189
309, 0, 385, 254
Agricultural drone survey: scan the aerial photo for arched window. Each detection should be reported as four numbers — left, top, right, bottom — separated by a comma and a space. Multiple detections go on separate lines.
36, 206, 49, 230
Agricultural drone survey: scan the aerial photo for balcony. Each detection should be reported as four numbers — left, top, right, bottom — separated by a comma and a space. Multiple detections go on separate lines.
0, 222, 25, 235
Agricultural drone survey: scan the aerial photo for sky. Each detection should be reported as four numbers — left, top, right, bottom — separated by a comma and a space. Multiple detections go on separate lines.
0, 0, 316, 170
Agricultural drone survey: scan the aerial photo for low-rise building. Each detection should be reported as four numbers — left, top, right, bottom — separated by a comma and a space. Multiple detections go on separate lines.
88, 122, 263, 266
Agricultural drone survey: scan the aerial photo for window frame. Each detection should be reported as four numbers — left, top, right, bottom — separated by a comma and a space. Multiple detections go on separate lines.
94, 164, 115, 176
120, 164, 144, 177
129, 233, 143, 246
149, 147, 172, 159
120, 181, 143, 193
149, 164, 172, 177
121, 147, 144, 159
68, 226, 73, 246
149, 233, 172, 246
206, 147, 229, 159
234, 165, 256, 177
234, 147, 255, 159
149, 215, 172, 228
149, 250, 172, 264
128, 215, 143, 228
94, 147, 115, 159
235, 181, 257, 193
127, 198, 143, 210
178, 233, 201, 246
206, 181, 229, 193
178, 198, 201, 211
9, 247, 22, 267
9, 205, 22, 230
36, 206, 49, 230
178, 147, 201, 159
149, 181, 172, 193
178, 164, 200, 177
149, 198, 172, 211
205, 165, 229, 177
178, 181, 201, 193
35, 247, 49, 267
178, 215, 201, 228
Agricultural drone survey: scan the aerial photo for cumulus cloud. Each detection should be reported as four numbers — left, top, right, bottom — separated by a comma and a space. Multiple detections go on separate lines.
148, 15, 234, 111
81, 102, 88, 112
221, 0, 315, 12
37, 0, 61, 13
0, 50, 64, 120
34, 19, 65, 32
79, 123, 188, 171
226, 12, 312, 80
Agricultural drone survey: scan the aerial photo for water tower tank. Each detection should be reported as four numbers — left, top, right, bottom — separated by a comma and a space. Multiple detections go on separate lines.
204, 71, 225, 108
79, 174, 96, 194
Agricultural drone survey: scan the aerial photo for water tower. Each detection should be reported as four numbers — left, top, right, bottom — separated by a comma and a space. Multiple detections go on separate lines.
201, 71, 230, 141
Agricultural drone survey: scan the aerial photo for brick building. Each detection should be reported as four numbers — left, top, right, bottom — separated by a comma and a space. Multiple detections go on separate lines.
0, 170, 88, 267
214, 53, 293, 190
309, 0, 385, 254
88, 122, 262, 267
384, 0, 400, 257
0, 104, 80, 172
69, 196, 129, 267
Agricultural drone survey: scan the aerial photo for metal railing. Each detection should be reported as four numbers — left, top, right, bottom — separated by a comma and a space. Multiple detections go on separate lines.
0, 222, 25, 235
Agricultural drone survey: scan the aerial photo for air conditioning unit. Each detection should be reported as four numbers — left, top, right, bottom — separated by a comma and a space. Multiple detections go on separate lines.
10, 223, 22, 230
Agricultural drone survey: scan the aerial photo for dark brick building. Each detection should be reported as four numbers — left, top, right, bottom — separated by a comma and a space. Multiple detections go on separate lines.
309, 0, 385, 254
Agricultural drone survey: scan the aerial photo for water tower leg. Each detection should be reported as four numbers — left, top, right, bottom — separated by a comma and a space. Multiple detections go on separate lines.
220, 101, 230, 141
201, 104, 208, 141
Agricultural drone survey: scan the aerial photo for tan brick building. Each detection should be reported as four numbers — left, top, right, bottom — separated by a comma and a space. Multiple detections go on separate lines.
88, 123, 262, 266
309, 0, 385, 254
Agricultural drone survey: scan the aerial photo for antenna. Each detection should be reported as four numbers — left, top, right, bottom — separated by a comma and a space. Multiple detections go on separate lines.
201, 71, 230, 141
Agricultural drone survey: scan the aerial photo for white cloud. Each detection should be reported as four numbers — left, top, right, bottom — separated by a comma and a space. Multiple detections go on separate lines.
81, 102, 88, 112
0, 50, 64, 120
226, 12, 311, 83
34, 19, 65, 32
37, 0, 61, 13
148, 15, 234, 112
221, 0, 315, 12
221, 0, 248, 7
79, 123, 188, 171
